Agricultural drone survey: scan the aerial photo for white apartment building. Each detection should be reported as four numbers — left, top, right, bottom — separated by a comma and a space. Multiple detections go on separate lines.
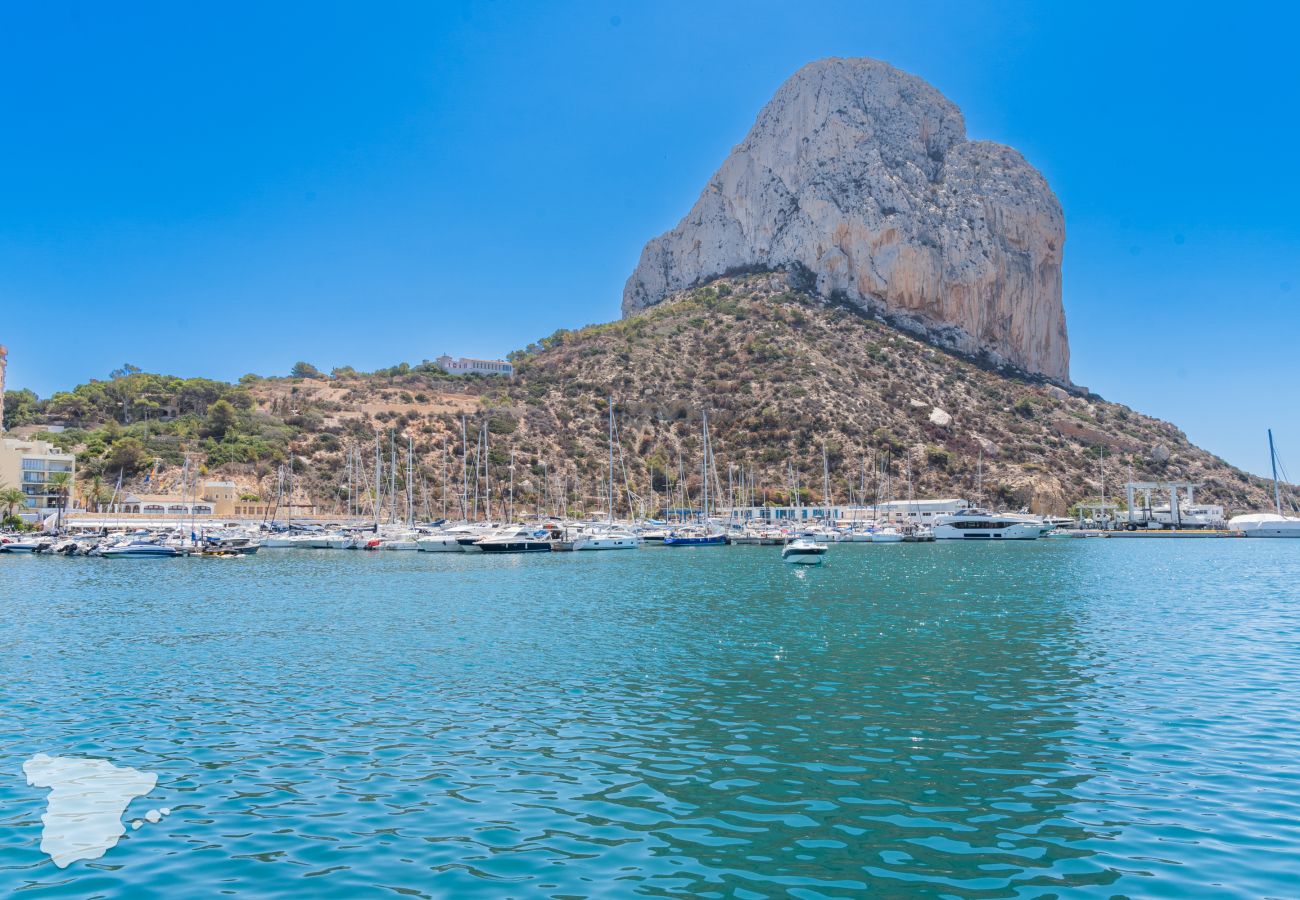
0, 437, 77, 524
435, 355, 514, 376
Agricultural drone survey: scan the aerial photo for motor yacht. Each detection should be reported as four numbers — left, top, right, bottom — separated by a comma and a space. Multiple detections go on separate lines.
639, 525, 673, 543
932, 509, 1045, 540
101, 541, 182, 559
0, 539, 50, 553
782, 537, 828, 564
572, 526, 641, 550
475, 526, 553, 553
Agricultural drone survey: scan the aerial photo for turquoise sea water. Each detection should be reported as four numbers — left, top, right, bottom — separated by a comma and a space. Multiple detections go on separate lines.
1, 540, 1298, 897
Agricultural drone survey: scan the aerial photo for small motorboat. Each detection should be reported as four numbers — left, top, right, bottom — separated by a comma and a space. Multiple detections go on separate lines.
782, 537, 828, 565
101, 542, 182, 559
201, 536, 261, 556
0, 539, 50, 554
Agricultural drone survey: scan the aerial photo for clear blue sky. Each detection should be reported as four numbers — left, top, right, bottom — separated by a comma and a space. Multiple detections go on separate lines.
1, 1, 1296, 477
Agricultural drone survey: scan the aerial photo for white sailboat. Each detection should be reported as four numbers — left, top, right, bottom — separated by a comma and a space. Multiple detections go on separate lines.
575, 398, 641, 550
1229, 430, 1300, 537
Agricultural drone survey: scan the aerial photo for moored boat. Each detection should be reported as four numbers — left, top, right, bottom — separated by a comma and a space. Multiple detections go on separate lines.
782, 537, 827, 564
0, 539, 50, 553
101, 541, 182, 559
1228, 513, 1300, 538
572, 527, 641, 550
663, 525, 728, 546
870, 526, 904, 543
1228, 430, 1300, 537
416, 533, 464, 552
932, 509, 1044, 540
475, 526, 553, 553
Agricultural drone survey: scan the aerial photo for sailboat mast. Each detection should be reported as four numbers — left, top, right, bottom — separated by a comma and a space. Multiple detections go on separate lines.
701, 410, 710, 521
387, 431, 396, 524
1269, 428, 1283, 515
1100, 446, 1106, 517
460, 414, 469, 521
822, 444, 830, 513
373, 432, 381, 529
608, 396, 615, 525
480, 420, 491, 522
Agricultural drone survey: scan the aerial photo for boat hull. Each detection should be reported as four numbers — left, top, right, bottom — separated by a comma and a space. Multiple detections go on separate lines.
417, 538, 463, 552
476, 541, 552, 553
932, 522, 1042, 540
1228, 515, 1300, 538
662, 535, 728, 546
573, 537, 640, 550
101, 548, 181, 559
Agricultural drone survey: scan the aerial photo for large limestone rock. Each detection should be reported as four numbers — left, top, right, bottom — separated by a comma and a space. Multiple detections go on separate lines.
622, 57, 1070, 382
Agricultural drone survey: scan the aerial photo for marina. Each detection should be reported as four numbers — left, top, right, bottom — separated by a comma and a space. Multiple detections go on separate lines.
1, 12, 1297, 896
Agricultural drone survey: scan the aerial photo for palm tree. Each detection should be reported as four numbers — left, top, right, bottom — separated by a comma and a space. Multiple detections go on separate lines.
0, 485, 25, 524
46, 471, 72, 529
80, 475, 107, 514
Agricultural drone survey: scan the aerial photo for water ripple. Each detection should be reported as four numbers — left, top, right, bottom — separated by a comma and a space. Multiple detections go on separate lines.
1, 541, 1298, 896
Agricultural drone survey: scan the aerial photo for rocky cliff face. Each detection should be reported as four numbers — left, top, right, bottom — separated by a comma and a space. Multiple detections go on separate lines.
622, 58, 1070, 383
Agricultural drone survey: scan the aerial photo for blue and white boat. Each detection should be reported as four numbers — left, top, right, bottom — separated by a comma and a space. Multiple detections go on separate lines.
782, 536, 828, 564
100, 541, 182, 559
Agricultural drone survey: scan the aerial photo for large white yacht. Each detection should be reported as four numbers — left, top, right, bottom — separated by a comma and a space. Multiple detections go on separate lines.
932, 508, 1046, 540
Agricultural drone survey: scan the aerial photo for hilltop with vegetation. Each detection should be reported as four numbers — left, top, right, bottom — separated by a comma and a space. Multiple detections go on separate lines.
3, 272, 1274, 517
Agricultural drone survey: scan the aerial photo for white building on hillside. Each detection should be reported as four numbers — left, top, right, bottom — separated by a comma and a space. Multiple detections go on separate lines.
0, 437, 77, 524
436, 355, 513, 376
